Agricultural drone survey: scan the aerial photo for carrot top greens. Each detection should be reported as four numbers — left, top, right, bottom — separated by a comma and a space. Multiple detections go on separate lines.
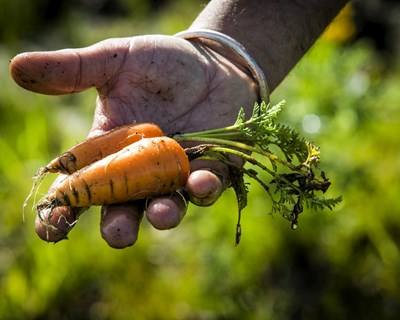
174, 101, 342, 244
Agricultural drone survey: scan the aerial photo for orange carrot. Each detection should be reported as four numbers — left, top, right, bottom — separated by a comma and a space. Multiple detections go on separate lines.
44, 123, 163, 174
38, 137, 190, 208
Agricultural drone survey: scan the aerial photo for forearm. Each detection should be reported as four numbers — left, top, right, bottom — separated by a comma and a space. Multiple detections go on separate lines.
191, 0, 348, 91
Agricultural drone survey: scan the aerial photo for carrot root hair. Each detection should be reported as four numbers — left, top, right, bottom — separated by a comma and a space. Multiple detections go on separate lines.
36, 197, 59, 216
22, 167, 49, 223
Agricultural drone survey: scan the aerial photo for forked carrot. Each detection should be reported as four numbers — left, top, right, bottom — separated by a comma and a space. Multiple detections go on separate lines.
37, 137, 190, 209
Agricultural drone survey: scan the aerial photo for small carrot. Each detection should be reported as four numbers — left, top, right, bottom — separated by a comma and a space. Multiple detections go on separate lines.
44, 123, 163, 174
37, 137, 190, 209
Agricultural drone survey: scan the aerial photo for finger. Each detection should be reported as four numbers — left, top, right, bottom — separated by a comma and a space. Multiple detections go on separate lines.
35, 175, 85, 242
185, 170, 224, 207
100, 202, 144, 249
9, 38, 130, 95
35, 206, 83, 243
145, 193, 187, 230
185, 160, 231, 207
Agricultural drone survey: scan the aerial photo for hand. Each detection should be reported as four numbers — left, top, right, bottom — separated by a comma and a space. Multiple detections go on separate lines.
10, 35, 258, 247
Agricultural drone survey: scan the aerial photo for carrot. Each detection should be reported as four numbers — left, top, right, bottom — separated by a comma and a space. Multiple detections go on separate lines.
44, 123, 163, 174
37, 137, 190, 209
24, 123, 162, 225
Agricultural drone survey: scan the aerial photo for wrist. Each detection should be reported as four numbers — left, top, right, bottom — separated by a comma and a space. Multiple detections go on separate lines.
190, 0, 348, 91
188, 37, 251, 76
175, 29, 269, 103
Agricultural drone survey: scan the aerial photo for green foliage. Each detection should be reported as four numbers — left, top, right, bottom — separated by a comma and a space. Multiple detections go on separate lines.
233, 100, 309, 162
178, 100, 340, 234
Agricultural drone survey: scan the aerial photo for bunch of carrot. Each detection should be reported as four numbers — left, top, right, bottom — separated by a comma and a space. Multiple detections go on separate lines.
33, 101, 340, 246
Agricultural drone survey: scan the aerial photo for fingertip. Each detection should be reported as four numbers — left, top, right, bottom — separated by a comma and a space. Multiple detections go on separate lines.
185, 170, 224, 207
34, 215, 63, 243
35, 174, 82, 243
9, 53, 36, 91
9, 53, 24, 80
100, 204, 143, 249
145, 194, 187, 230
35, 206, 80, 243
9, 51, 78, 94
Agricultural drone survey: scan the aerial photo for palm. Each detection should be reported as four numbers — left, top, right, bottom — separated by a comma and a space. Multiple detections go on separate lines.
90, 35, 257, 135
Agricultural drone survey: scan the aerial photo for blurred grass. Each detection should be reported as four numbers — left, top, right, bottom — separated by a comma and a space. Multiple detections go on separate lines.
1, 1, 400, 319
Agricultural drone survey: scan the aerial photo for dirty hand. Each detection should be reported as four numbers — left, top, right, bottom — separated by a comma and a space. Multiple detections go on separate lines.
10, 35, 257, 248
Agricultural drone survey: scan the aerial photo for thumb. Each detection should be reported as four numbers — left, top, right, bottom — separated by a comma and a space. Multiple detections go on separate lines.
9, 38, 130, 95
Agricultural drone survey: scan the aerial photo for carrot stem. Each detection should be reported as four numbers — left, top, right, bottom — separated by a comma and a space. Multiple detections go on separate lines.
176, 135, 297, 170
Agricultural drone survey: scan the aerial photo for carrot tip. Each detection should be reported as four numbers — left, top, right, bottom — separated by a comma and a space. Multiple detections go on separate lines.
35, 166, 49, 177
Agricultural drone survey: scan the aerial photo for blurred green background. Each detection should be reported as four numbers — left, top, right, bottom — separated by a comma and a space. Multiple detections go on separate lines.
1, 1, 400, 319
